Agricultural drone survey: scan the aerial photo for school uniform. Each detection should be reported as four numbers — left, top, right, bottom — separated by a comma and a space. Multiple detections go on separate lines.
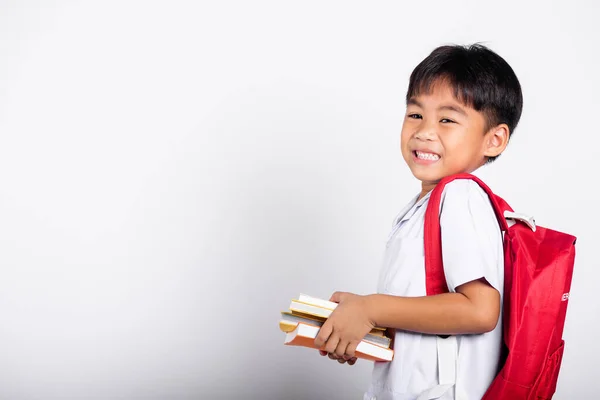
364, 179, 504, 400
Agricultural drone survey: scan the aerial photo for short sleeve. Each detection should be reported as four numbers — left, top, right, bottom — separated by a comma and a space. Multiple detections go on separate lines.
439, 180, 503, 293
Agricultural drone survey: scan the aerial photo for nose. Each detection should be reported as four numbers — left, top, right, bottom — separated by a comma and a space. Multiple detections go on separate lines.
414, 119, 437, 141
414, 127, 436, 141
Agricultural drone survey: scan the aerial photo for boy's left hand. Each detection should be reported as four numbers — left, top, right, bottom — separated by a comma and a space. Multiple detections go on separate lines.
314, 292, 375, 360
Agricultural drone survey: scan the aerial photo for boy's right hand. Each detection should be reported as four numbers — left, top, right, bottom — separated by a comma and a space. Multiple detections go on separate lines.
319, 350, 357, 365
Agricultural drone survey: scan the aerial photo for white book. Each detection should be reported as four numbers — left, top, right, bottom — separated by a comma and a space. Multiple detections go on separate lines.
279, 312, 391, 348
284, 323, 393, 362
298, 293, 339, 310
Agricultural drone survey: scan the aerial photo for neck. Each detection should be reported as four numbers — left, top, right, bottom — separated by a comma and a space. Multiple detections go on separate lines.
418, 182, 437, 201
418, 167, 483, 200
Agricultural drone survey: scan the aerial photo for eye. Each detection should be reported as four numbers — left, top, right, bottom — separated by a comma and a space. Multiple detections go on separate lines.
440, 118, 456, 123
407, 113, 422, 119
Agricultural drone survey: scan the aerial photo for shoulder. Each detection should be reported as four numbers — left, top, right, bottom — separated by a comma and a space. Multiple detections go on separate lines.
441, 179, 488, 203
438, 179, 504, 292
439, 179, 493, 216
438, 179, 499, 237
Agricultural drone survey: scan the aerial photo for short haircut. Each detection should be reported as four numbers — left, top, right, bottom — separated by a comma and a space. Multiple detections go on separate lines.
406, 44, 523, 162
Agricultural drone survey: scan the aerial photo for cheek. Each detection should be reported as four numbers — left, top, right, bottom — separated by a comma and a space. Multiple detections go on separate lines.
400, 135, 408, 149
441, 134, 481, 163
400, 136, 412, 159
400, 125, 411, 147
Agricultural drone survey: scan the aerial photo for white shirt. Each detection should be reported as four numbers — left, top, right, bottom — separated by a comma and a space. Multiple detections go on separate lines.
364, 180, 504, 400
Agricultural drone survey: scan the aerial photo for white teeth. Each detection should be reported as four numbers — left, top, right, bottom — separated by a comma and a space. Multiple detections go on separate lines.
416, 151, 440, 161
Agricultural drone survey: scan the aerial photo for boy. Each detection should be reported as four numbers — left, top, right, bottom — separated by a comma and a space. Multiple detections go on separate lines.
314, 44, 523, 399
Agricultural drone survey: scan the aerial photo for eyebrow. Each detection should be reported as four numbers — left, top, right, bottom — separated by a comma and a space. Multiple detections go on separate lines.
407, 98, 468, 117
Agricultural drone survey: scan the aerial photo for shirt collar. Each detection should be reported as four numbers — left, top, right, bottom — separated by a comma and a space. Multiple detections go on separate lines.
392, 189, 433, 227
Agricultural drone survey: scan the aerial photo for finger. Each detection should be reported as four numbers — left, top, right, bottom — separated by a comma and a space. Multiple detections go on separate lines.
348, 357, 358, 366
319, 350, 328, 357
337, 357, 347, 364
314, 322, 333, 349
324, 332, 340, 354
327, 352, 339, 360
344, 341, 359, 360
329, 291, 345, 303
334, 339, 349, 358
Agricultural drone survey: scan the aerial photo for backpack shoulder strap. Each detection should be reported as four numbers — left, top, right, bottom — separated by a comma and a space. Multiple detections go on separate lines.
424, 173, 510, 296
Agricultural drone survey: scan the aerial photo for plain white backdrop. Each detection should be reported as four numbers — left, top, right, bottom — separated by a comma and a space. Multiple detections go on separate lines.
0, 1, 598, 399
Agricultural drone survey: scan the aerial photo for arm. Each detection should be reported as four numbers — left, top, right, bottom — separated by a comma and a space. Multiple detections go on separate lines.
365, 278, 500, 335
314, 280, 499, 359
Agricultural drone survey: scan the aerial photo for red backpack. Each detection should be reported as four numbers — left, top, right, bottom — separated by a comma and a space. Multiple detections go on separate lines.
424, 173, 576, 400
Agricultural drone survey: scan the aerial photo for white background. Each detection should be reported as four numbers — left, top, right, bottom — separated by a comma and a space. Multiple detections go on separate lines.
1, 1, 598, 399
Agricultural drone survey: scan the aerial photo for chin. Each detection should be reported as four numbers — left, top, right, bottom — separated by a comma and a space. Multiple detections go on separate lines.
408, 166, 445, 184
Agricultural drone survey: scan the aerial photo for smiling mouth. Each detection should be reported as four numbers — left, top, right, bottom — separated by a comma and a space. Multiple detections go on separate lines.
414, 150, 440, 161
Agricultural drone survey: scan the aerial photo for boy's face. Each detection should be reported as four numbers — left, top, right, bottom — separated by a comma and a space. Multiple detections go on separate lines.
401, 81, 493, 189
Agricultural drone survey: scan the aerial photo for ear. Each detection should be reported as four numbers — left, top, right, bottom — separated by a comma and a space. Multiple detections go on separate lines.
483, 124, 510, 158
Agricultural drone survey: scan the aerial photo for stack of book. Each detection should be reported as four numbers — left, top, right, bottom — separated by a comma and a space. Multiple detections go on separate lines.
279, 293, 394, 361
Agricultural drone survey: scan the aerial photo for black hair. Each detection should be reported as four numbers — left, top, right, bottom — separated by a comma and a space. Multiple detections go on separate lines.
406, 43, 523, 162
